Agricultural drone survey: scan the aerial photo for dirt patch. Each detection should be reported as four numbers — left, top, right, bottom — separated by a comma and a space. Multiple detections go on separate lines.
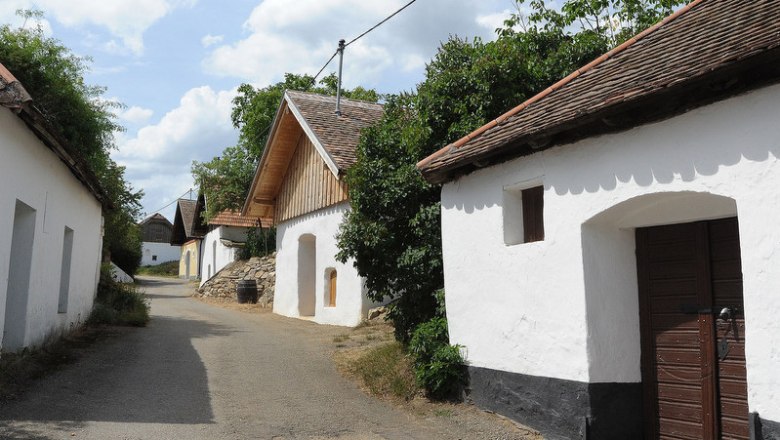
192, 295, 273, 314
332, 320, 543, 440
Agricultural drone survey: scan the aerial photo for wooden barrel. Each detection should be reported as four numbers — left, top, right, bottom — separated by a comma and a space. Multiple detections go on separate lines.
236, 279, 258, 304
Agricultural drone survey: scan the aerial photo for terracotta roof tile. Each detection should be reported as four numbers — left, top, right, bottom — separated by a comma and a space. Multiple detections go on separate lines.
286, 90, 384, 170
418, 0, 780, 183
209, 210, 259, 228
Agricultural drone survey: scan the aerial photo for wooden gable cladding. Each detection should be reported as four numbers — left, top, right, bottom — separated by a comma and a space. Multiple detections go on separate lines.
274, 134, 348, 223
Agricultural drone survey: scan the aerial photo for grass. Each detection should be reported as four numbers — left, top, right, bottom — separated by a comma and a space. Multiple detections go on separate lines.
136, 260, 178, 277
347, 341, 419, 401
332, 334, 351, 343
88, 264, 150, 327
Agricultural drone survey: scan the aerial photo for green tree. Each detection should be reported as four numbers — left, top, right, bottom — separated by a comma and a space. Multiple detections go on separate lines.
338, 0, 686, 343
0, 11, 144, 274
193, 73, 379, 222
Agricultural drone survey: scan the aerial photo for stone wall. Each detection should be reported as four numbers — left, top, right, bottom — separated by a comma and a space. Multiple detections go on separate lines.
197, 253, 275, 307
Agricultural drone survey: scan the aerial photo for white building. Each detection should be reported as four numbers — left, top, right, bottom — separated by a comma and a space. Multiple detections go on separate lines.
0, 63, 105, 352
170, 198, 206, 280
199, 210, 256, 286
243, 91, 384, 326
418, 2, 780, 439
139, 213, 180, 266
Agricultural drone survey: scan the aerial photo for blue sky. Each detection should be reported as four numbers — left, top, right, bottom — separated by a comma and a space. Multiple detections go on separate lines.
0, 1, 521, 221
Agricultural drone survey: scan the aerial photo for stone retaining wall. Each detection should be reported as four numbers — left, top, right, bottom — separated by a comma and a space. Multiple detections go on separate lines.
197, 253, 275, 307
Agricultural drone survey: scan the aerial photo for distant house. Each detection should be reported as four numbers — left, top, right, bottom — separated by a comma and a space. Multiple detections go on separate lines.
170, 198, 206, 280
418, 1, 780, 439
139, 213, 180, 266
0, 63, 106, 352
199, 210, 258, 287
243, 91, 384, 326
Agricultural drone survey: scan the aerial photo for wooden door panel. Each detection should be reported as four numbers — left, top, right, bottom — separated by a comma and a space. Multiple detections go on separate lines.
637, 218, 749, 440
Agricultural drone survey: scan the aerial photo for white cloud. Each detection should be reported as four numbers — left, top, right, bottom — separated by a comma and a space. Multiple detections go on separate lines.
0, 0, 194, 56
202, 0, 504, 90
201, 33, 224, 48
113, 86, 239, 219
476, 10, 513, 32
119, 106, 154, 124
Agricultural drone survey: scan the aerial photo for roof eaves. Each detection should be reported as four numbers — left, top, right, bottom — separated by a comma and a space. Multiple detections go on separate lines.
416, 0, 705, 173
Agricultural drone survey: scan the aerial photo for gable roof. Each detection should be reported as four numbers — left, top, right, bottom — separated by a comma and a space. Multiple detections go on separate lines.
170, 198, 206, 245
418, 0, 780, 184
241, 90, 383, 219
139, 213, 172, 227
0, 63, 109, 206
209, 210, 258, 228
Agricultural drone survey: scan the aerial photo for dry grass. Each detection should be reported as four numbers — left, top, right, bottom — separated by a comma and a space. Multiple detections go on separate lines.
193, 296, 273, 314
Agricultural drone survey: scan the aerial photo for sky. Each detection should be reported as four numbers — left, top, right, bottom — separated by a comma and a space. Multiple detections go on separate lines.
0, 0, 522, 222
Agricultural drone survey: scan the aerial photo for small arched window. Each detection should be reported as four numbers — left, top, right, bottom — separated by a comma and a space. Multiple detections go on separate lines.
327, 269, 337, 307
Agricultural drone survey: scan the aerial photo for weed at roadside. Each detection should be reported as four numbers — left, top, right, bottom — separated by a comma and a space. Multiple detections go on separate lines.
348, 342, 418, 401
88, 264, 150, 327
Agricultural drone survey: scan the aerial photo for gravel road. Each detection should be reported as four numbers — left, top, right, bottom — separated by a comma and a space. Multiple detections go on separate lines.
0, 276, 534, 440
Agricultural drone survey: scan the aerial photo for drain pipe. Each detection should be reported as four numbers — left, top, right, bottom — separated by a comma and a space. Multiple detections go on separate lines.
335, 39, 345, 116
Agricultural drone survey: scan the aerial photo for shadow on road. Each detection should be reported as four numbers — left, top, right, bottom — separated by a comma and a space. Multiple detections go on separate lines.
0, 316, 232, 426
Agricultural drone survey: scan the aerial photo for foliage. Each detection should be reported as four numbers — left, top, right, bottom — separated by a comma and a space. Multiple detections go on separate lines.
0, 11, 144, 275
193, 73, 379, 221
136, 260, 179, 277
408, 317, 466, 400
89, 265, 150, 327
337, 0, 686, 343
240, 226, 276, 259
191, 145, 257, 221
349, 342, 419, 401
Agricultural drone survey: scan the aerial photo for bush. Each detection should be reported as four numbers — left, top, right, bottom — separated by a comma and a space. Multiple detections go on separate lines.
88, 265, 149, 327
240, 226, 276, 259
409, 317, 467, 400
136, 261, 178, 277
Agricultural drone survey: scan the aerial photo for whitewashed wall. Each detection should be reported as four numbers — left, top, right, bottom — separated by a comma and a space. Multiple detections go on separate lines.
199, 226, 248, 286
178, 240, 200, 280
274, 202, 374, 327
0, 108, 103, 351
141, 242, 181, 266
440, 84, 780, 421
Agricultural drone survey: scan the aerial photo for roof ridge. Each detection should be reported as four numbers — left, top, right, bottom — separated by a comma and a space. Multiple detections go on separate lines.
285, 89, 384, 110
416, 0, 706, 170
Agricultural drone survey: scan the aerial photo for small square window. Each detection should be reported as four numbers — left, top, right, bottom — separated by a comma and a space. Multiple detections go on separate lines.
503, 184, 544, 245
152, 255, 158, 261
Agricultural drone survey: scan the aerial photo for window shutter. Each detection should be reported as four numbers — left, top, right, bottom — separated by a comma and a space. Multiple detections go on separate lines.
522, 186, 544, 242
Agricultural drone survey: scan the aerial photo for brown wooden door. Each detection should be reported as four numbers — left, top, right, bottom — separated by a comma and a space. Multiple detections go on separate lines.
636, 218, 748, 440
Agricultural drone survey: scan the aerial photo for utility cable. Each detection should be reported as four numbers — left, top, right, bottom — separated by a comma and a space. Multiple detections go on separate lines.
313, 0, 418, 80
146, 188, 194, 217
345, 0, 417, 47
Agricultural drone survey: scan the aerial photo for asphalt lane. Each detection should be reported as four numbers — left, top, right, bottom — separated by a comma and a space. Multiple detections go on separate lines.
0, 277, 477, 439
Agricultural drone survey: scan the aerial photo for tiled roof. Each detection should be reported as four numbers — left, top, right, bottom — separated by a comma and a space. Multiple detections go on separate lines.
139, 213, 171, 226
0, 62, 108, 205
418, 0, 780, 184
171, 199, 205, 245
209, 210, 259, 228
286, 90, 384, 170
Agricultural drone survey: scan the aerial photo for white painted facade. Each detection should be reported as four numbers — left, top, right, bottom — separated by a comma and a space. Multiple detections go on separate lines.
274, 202, 374, 327
0, 107, 103, 352
141, 241, 181, 266
439, 84, 780, 421
199, 226, 248, 287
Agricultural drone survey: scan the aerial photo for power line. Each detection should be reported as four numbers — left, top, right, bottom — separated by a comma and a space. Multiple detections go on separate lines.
345, 0, 417, 47
146, 188, 194, 217
313, 0, 418, 80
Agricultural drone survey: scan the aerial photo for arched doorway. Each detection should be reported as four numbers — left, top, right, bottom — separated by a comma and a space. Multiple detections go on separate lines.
297, 234, 316, 317
582, 192, 748, 439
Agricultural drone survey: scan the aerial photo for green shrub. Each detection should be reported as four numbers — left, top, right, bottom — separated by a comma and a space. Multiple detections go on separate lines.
409, 317, 466, 400
136, 260, 178, 277
88, 265, 149, 327
240, 226, 276, 259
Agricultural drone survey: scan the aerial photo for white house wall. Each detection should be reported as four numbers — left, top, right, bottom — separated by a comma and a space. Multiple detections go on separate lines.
0, 108, 103, 351
274, 202, 372, 327
141, 242, 181, 266
440, 84, 780, 423
199, 226, 248, 286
